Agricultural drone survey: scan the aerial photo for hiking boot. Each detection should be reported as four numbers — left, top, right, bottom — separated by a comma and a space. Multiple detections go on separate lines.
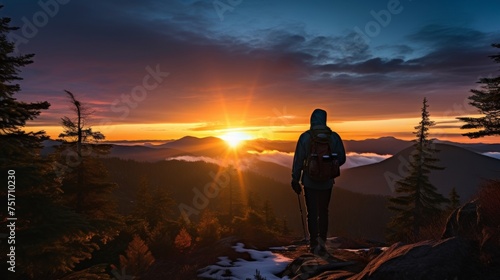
309, 241, 319, 253
309, 245, 316, 254
317, 244, 328, 255
309, 244, 328, 255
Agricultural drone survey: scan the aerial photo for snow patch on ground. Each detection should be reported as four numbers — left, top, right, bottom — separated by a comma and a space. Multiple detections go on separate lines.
343, 247, 389, 254
343, 248, 371, 253
268, 245, 297, 252
198, 243, 292, 280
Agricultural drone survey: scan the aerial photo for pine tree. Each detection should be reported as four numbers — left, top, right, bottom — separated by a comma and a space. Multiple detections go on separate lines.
281, 217, 291, 235
151, 186, 175, 223
448, 187, 461, 211
219, 165, 244, 221
387, 98, 449, 242
119, 235, 155, 277
197, 210, 222, 244
262, 199, 277, 230
129, 177, 178, 259
247, 190, 259, 211
133, 176, 153, 221
133, 177, 174, 228
58, 90, 105, 145
458, 44, 500, 138
0, 9, 95, 278
56, 90, 123, 243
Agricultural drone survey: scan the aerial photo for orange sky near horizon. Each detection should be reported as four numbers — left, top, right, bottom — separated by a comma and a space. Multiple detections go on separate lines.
30, 115, 500, 144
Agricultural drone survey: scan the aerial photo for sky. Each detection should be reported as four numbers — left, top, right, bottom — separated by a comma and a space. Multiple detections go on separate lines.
5, 0, 500, 142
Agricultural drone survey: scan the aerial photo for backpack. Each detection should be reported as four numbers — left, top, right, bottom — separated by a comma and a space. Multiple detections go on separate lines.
304, 128, 340, 182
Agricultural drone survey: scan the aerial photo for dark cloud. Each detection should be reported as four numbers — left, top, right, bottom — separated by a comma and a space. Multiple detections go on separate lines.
316, 57, 413, 74
434, 125, 462, 129
314, 25, 499, 77
375, 44, 414, 56
408, 24, 487, 48
189, 123, 233, 131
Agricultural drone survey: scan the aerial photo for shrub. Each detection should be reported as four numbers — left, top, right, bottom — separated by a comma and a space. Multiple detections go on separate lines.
476, 180, 500, 265
477, 180, 500, 226
119, 234, 155, 277
174, 228, 192, 253
196, 211, 222, 245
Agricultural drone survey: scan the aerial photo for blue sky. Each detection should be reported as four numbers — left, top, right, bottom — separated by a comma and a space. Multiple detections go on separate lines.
4, 0, 500, 141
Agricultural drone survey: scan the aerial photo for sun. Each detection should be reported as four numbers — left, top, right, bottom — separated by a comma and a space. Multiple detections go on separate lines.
220, 131, 252, 148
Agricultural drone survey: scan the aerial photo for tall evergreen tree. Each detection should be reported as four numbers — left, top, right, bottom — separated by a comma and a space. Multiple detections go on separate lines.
0, 11, 48, 152
0, 9, 94, 278
119, 235, 155, 277
56, 90, 123, 244
447, 187, 461, 211
133, 177, 174, 228
281, 217, 291, 235
246, 190, 259, 211
262, 199, 277, 230
387, 98, 449, 242
133, 176, 154, 221
458, 44, 500, 138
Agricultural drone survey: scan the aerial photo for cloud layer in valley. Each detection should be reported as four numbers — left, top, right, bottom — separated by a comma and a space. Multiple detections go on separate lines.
483, 152, 500, 160
166, 150, 392, 170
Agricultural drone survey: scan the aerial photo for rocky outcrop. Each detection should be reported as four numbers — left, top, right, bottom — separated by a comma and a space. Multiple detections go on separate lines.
282, 184, 500, 279
281, 253, 357, 280
351, 237, 470, 280
281, 238, 473, 280
348, 193, 500, 279
441, 194, 500, 278
442, 200, 480, 240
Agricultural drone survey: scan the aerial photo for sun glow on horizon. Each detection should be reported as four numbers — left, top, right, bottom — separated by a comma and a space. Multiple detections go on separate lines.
220, 131, 253, 148
26, 114, 500, 144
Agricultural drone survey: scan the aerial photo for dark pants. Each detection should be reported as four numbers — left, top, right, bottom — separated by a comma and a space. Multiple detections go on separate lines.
304, 187, 332, 247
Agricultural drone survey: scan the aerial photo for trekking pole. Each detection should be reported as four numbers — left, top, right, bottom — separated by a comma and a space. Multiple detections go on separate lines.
297, 193, 308, 243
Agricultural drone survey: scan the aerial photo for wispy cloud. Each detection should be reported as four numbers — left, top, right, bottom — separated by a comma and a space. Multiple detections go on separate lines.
165, 150, 392, 170
248, 150, 392, 169
165, 155, 223, 165
247, 150, 294, 167
482, 152, 500, 160
343, 152, 392, 169
165, 155, 253, 171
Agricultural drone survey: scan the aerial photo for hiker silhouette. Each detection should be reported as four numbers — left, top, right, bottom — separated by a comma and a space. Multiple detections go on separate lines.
291, 108, 346, 253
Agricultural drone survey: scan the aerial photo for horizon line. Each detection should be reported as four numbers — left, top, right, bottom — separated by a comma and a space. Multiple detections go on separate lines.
43, 135, 499, 145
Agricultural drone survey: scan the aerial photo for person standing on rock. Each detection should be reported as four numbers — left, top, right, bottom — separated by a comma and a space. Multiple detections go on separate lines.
291, 108, 346, 254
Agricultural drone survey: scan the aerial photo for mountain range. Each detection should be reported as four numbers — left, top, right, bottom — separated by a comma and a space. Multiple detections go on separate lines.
335, 143, 500, 200
41, 136, 500, 241
243, 143, 500, 202
43, 136, 500, 202
106, 135, 500, 156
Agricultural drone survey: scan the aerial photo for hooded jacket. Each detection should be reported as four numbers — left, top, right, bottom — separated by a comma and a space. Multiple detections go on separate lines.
291, 109, 346, 190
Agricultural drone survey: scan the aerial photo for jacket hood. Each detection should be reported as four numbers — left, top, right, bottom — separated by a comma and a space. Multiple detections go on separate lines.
310, 108, 327, 128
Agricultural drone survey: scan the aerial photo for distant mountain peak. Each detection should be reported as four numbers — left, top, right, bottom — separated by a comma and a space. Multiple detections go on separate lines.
177, 135, 223, 142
